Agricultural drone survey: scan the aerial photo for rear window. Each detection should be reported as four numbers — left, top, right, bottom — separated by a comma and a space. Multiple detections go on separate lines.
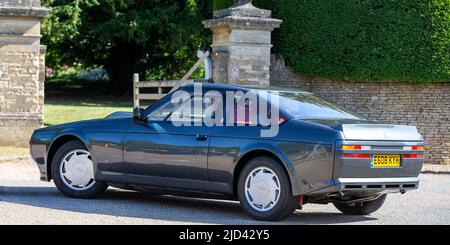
261, 91, 364, 120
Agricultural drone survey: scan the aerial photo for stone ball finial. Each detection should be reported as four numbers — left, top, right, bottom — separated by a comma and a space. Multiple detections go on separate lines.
212, 0, 274, 18
233, 0, 252, 7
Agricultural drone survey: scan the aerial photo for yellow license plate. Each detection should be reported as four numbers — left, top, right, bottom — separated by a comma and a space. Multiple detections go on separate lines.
371, 155, 401, 168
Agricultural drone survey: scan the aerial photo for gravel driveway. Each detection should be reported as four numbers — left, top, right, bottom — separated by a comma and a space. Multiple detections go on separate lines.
1, 159, 449, 225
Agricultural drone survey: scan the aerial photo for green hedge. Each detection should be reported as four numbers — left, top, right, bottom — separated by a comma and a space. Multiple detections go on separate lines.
213, 0, 450, 83
213, 0, 233, 10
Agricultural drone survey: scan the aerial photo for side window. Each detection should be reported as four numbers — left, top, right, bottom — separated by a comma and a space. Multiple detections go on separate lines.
169, 94, 223, 124
229, 92, 258, 125
146, 100, 181, 121
169, 96, 206, 123
147, 92, 223, 123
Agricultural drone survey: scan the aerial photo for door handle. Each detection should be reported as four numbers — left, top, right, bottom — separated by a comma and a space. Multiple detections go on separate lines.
196, 135, 208, 141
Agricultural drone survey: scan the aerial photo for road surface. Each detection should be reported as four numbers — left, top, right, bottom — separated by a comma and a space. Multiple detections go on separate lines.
1, 159, 449, 225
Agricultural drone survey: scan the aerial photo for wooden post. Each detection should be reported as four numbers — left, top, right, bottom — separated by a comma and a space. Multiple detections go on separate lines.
158, 81, 163, 95
133, 73, 140, 108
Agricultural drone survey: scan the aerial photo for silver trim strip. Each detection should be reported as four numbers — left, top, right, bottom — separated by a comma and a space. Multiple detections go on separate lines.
337, 177, 419, 184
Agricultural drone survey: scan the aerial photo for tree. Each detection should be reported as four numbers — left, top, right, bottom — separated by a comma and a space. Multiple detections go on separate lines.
42, 0, 212, 95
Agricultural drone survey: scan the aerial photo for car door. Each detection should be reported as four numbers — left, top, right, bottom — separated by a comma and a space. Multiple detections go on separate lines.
123, 94, 213, 187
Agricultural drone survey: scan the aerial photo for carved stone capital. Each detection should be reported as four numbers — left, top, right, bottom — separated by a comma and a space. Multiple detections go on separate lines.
214, 0, 271, 18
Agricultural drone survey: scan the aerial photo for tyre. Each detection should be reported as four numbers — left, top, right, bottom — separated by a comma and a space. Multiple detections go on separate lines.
51, 140, 108, 198
237, 156, 299, 221
333, 194, 387, 215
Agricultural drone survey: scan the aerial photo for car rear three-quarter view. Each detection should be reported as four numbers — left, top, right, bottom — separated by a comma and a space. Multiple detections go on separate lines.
29, 84, 425, 221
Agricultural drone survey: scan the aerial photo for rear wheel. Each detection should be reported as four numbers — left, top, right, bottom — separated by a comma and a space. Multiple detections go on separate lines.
51, 140, 108, 198
237, 157, 299, 221
333, 194, 387, 215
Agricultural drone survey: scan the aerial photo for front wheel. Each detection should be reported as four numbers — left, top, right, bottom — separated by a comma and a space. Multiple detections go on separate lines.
51, 140, 108, 199
333, 194, 387, 215
237, 157, 299, 221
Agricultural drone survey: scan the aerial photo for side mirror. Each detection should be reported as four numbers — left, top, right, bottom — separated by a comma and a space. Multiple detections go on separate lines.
133, 107, 145, 123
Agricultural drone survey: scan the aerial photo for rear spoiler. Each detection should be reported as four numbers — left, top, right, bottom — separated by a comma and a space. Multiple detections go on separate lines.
341, 124, 422, 141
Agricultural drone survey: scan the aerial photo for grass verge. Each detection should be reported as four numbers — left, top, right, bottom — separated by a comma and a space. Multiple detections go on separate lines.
44, 98, 132, 126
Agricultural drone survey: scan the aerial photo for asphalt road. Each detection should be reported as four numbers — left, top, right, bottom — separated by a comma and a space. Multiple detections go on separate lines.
1, 159, 449, 225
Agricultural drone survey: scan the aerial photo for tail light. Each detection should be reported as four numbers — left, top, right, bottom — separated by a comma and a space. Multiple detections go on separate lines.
403, 146, 425, 151
412, 146, 425, 151
341, 153, 371, 159
342, 145, 361, 150
341, 145, 371, 150
403, 154, 425, 159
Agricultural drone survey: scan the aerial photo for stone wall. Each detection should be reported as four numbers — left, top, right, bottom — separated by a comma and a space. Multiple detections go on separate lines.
0, 1, 49, 146
0, 0, 42, 7
270, 55, 450, 165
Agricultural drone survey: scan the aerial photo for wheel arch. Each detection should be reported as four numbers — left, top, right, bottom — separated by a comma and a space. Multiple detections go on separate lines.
232, 147, 297, 197
46, 133, 89, 180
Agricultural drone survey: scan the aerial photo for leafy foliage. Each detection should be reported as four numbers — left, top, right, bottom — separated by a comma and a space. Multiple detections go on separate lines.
42, 0, 212, 94
215, 0, 450, 83
213, 0, 232, 10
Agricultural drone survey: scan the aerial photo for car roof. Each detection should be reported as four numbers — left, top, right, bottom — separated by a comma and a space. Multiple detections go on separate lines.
181, 83, 312, 94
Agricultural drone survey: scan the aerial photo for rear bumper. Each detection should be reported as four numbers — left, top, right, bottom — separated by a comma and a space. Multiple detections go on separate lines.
336, 176, 419, 191
307, 176, 419, 196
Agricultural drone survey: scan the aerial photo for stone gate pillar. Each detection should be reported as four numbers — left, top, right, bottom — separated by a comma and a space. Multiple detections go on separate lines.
203, 0, 282, 86
0, 0, 49, 146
